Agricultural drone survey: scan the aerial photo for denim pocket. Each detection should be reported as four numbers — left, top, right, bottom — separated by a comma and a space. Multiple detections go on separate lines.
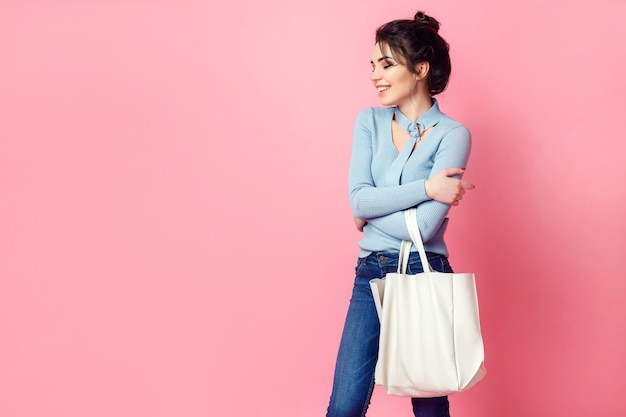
437, 256, 453, 273
354, 257, 366, 275
406, 259, 426, 275
406, 253, 452, 274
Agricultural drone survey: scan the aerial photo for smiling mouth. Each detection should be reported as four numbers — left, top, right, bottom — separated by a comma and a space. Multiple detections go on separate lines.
377, 86, 390, 93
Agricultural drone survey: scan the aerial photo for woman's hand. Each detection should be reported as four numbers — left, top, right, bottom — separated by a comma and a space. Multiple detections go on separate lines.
354, 217, 367, 232
425, 168, 475, 206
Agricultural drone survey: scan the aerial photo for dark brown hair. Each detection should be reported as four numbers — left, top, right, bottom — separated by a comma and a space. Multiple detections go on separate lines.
375, 11, 451, 95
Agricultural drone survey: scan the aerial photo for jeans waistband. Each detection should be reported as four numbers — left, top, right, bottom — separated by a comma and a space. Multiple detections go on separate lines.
361, 250, 444, 267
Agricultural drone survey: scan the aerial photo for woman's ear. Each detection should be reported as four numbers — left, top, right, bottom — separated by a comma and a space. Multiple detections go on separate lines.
414, 61, 430, 80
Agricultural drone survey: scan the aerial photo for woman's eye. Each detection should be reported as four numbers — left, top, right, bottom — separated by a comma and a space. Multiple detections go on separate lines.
371, 61, 394, 71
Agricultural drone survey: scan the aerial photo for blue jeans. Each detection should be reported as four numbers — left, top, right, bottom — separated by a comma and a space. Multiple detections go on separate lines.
326, 251, 453, 417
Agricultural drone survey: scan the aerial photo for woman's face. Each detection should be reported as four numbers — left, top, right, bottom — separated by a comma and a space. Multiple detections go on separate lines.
370, 42, 416, 108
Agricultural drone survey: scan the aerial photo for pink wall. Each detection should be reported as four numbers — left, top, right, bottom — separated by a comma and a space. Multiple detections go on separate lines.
1, 1, 625, 416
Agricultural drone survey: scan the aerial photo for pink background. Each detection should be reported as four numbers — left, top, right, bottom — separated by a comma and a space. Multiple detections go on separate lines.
1, 1, 625, 416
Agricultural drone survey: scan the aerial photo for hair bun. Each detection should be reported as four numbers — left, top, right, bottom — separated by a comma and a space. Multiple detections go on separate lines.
414, 11, 440, 33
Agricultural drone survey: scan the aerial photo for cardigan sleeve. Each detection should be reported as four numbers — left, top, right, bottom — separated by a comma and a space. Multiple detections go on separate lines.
366, 124, 472, 242
348, 109, 431, 219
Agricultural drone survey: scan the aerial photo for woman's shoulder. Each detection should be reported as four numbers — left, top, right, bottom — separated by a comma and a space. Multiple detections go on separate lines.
434, 111, 471, 140
354, 106, 394, 124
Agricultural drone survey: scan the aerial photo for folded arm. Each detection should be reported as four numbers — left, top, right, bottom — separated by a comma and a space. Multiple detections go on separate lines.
348, 110, 431, 219
362, 125, 473, 241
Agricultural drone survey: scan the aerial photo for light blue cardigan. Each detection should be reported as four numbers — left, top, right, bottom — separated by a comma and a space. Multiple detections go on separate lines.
348, 100, 471, 257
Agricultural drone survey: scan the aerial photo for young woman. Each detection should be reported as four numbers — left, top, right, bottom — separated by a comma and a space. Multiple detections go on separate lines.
326, 11, 475, 417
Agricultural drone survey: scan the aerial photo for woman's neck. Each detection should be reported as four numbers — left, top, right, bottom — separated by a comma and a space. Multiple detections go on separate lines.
397, 94, 433, 122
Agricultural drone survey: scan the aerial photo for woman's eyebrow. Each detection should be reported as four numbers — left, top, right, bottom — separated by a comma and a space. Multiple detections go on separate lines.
370, 56, 394, 64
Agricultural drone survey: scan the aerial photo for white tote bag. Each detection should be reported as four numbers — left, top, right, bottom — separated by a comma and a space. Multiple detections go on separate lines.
369, 208, 486, 397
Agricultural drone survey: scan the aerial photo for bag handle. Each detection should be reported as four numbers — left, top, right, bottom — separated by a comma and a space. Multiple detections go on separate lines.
398, 208, 434, 273
398, 240, 412, 274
